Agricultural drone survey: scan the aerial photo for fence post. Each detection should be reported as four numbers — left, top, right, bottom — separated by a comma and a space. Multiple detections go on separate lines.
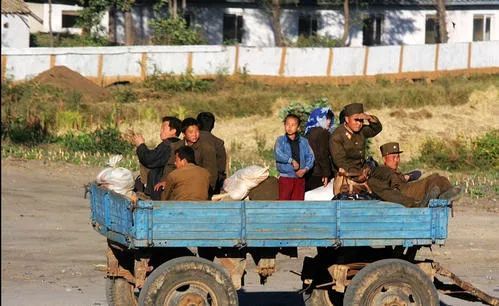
187, 52, 193, 72
434, 43, 440, 72
363, 47, 369, 76
1, 55, 6, 82
141, 52, 148, 80
97, 54, 104, 86
234, 44, 240, 75
467, 42, 472, 69
327, 48, 334, 77
50, 54, 56, 68
278, 47, 287, 76
398, 45, 404, 73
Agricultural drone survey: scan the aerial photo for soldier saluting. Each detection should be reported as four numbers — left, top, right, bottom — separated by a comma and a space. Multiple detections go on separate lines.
329, 103, 382, 194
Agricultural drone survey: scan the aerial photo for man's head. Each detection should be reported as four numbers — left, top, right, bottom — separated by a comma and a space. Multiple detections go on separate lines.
380, 142, 403, 170
160, 116, 182, 140
174, 146, 196, 169
284, 114, 301, 136
181, 118, 200, 145
343, 103, 365, 133
197, 112, 215, 132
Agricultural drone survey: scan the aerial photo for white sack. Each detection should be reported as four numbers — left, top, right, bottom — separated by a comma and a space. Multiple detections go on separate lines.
304, 180, 335, 201
96, 155, 135, 198
223, 165, 269, 200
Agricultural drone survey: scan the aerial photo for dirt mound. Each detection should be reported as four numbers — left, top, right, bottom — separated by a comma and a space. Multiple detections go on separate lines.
33, 66, 109, 103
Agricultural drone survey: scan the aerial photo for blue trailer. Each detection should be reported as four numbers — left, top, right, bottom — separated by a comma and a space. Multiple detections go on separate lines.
88, 183, 498, 306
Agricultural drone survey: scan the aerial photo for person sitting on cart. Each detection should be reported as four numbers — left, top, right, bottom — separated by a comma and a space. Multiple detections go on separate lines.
368, 142, 462, 207
161, 146, 211, 201
329, 103, 382, 195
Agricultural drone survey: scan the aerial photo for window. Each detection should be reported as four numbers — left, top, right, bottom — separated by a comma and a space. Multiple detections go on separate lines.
298, 15, 318, 37
62, 11, 79, 28
183, 12, 193, 28
425, 15, 440, 44
473, 15, 491, 41
362, 14, 383, 46
223, 14, 244, 44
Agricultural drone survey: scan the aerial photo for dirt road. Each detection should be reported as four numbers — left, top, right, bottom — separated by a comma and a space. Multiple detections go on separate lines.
1, 159, 498, 306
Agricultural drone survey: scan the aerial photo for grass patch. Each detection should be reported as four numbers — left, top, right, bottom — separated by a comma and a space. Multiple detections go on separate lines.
30, 32, 112, 47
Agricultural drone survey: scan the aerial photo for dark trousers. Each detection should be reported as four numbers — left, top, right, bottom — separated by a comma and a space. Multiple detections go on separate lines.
278, 177, 305, 200
305, 175, 326, 191
401, 174, 452, 202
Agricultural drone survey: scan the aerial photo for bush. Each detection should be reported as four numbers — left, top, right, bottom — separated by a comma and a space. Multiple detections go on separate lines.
278, 97, 330, 133
150, 17, 204, 45
417, 130, 499, 171
5, 117, 51, 145
30, 33, 111, 47
143, 70, 212, 92
58, 127, 133, 154
292, 35, 342, 48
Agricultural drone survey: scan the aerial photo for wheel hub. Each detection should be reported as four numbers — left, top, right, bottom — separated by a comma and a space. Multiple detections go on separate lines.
371, 284, 417, 306
177, 292, 207, 306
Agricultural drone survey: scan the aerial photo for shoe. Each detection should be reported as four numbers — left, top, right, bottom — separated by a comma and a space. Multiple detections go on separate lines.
439, 186, 462, 201
420, 186, 441, 207
405, 170, 422, 182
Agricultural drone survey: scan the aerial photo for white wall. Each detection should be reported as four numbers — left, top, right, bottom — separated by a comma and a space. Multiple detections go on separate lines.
1, 14, 30, 48
2, 42, 498, 82
25, 2, 109, 35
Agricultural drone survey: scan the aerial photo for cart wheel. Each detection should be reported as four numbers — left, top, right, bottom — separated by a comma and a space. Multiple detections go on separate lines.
344, 259, 439, 306
138, 256, 238, 306
106, 277, 138, 306
304, 288, 342, 306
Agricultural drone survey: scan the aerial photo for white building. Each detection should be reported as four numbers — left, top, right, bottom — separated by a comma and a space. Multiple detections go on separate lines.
1, 0, 41, 48
24, 0, 499, 47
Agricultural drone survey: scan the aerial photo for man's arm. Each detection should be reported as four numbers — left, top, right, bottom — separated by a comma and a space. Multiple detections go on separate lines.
160, 173, 175, 200
136, 142, 171, 169
361, 115, 382, 138
274, 137, 293, 164
200, 144, 218, 189
330, 134, 347, 170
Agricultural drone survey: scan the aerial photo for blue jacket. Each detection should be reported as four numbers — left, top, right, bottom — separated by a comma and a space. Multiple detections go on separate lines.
274, 135, 315, 178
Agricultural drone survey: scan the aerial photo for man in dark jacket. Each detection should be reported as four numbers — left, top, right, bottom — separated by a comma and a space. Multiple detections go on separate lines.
197, 112, 227, 194
133, 116, 181, 200
156, 118, 218, 196
368, 142, 462, 207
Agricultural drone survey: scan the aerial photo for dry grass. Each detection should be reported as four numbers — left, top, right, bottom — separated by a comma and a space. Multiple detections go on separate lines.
124, 85, 498, 166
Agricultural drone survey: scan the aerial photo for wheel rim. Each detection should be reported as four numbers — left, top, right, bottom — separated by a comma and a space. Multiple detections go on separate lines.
163, 280, 218, 306
366, 282, 421, 306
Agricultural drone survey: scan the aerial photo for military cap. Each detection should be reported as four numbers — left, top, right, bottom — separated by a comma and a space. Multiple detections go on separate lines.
380, 142, 403, 156
343, 103, 364, 116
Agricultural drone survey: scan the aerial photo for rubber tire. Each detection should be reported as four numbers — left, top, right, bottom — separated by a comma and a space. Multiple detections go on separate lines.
343, 258, 439, 306
138, 256, 238, 306
304, 288, 339, 306
106, 277, 138, 306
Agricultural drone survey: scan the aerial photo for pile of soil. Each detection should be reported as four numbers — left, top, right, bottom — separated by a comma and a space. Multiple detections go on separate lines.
33, 66, 109, 103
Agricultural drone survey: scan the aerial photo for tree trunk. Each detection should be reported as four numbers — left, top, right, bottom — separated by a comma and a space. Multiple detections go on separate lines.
48, 0, 53, 47
342, 0, 350, 46
271, 0, 284, 46
108, 5, 117, 44
436, 0, 448, 43
172, 0, 178, 19
124, 10, 135, 45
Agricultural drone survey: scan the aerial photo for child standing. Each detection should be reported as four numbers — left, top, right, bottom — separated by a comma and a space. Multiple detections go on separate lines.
274, 114, 315, 200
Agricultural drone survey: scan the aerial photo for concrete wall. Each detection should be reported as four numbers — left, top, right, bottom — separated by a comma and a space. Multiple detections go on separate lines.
2, 42, 498, 83
1, 14, 30, 48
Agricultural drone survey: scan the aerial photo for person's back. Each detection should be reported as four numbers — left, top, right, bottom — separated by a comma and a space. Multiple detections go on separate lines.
161, 146, 211, 201
197, 112, 227, 194
162, 164, 210, 201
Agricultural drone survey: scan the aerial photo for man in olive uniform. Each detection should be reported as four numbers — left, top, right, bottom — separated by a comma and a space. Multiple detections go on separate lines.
329, 103, 382, 174
368, 142, 462, 207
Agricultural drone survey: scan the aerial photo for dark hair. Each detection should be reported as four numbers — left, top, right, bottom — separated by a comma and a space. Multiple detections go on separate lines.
339, 109, 345, 124
197, 112, 215, 132
284, 113, 301, 126
162, 116, 182, 137
181, 117, 199, 134
175, 146, 196, 164
326, 110, 334, 120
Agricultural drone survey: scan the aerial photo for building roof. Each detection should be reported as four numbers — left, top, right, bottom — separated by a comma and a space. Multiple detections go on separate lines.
1, 0, 32, 14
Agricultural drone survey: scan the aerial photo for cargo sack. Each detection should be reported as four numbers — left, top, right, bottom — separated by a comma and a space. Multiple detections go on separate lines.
222, 165, 269, 200
304, 180, 335, 201
96, 155, 135, 198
